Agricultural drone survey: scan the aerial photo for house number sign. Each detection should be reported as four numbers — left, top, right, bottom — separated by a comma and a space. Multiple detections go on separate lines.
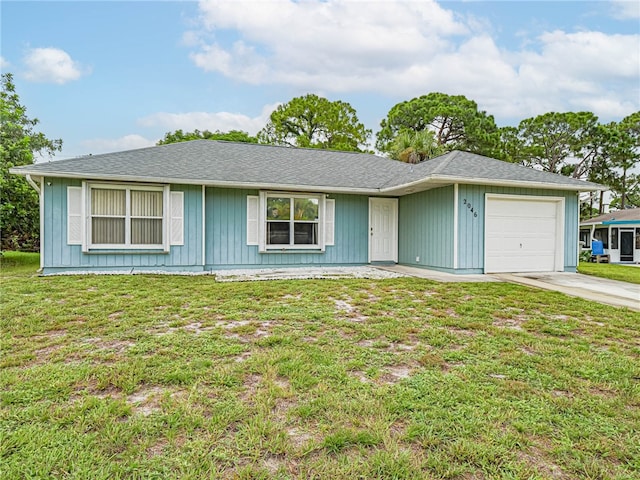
462, 198, 478, 218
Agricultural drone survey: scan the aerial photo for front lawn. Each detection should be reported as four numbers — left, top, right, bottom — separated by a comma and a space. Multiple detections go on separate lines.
578, 261, 640, 284
2, 255, 639, 479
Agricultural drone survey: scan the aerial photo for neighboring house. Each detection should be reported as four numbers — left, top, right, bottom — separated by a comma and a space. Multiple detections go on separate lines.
580, 208, 640, 264
11, 140, 603, 275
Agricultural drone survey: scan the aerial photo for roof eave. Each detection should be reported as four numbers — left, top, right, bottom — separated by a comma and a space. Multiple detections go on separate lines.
9, 169, 380, 195
603, 220, 640, 225
381, 174, 604, 193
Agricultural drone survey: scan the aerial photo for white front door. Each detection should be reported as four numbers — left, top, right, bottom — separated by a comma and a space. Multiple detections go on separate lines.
369, 197, 398, 262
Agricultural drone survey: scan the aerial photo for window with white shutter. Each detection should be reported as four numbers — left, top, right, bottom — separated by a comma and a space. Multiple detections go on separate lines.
67, 186, 83, 245
248, 192, 334, 251
246, 195, 259, 245
325, 198, 335, 246
170, 191, 184, 246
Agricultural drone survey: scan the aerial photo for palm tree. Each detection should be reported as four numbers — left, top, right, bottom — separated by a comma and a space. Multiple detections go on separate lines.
388, 130, 445, 164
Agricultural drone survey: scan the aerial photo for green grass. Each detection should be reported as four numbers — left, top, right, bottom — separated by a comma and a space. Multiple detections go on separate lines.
0, 250, 40, 274
578, 261, 640, 284
2, 254, 639, 479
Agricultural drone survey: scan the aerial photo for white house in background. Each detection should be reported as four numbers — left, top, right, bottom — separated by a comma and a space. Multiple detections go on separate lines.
580, 208, 640, 264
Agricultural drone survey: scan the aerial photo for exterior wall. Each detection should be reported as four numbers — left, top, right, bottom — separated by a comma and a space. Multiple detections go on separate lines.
41, 178, 204, 273
398, 186, 455, 271
205, 188, 369, 268
580, 225, 640, 263
457, 185, 579, 273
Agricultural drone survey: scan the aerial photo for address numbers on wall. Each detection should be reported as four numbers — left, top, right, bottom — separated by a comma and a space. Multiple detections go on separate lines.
462, 198, 478, 218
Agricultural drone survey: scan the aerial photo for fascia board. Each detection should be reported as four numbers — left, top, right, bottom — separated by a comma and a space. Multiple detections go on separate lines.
380, 175, 605, 193
9, 169, 380, 195
11, 168, 606, 195
603, 220, 640, 225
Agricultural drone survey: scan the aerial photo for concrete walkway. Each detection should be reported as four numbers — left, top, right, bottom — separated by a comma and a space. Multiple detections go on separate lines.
493, 272, 640, 312
377, 265, 639, 311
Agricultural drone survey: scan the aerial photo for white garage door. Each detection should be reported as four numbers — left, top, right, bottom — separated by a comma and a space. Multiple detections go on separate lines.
485, 195, 563, 273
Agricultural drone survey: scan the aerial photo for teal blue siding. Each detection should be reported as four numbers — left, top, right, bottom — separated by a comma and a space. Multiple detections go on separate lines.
205, 188, 368, 268
398, 186, 454, 270
457, 185, 579, 273
42, 178, 203, 273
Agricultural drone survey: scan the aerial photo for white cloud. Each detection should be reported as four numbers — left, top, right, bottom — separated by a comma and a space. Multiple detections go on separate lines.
0, 56, 9, 70
187, 0, 639, 124
81, 135, 156, 155
191, 0, 466, 89
23, 47, 89, 84
610, 0, 640, 19
138, 103, 279, 135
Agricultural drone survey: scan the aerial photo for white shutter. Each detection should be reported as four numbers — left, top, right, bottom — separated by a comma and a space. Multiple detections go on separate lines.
170, 191, 184, 246
324, 198, 335, 246
67, 186, 83, 245
246, 195, 259, 245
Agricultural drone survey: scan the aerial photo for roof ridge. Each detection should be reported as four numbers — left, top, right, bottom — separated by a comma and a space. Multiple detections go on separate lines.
429, 150, 459, 175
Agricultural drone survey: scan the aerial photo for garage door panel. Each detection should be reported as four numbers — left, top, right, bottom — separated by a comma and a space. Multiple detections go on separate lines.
486, 237, 556, 253
485, 196, 562, 273
488, 199, 557, 217
487, 218, 556, 235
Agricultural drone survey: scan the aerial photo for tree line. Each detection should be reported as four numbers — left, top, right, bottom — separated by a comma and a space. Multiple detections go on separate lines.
160, 92, 639, 213
2, 72, 638, 251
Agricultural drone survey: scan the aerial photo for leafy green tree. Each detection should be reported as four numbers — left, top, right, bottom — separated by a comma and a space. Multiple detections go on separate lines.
496, 126, 526, 164
157, 129, 257, 145
608, 112, 640, 209
388, 129, 445, 164
376, 92, 500, 159
1, 73, 62, 251
515, 111, 599, 177
257, 94, 371, 152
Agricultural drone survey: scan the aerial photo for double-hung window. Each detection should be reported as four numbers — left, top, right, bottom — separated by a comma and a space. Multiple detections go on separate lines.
266, 195, 319, 247
246, 192, 334, 252
88, 184, 167, 249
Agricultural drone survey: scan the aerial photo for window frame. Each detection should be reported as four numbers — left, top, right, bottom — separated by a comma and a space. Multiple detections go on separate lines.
259, 191, 325, 252
86, 182, 170, 251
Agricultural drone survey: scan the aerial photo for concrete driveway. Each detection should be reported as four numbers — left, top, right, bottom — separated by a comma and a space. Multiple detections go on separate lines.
378, 265, 639, 311
493, 272, 640, 311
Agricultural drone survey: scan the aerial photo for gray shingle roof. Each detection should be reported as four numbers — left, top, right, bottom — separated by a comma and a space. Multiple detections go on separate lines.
383, 150, 602, 190
11, 140, 603, 193
581, 208, 640, 225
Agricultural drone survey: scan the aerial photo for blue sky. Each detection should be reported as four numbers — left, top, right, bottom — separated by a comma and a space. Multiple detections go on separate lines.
2, 0, 639, 161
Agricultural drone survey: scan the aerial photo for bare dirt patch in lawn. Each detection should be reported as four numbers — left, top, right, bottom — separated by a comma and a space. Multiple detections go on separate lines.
233, 351, 252, 363
287, 426, 315, 449
79, 337, 135, 354
379, 365, 413, 384
351, 370, 372, 384
447, 327, 477, 337
517, 445, 569, 479
441, 361, 466, 373
33, 343, 63, 360
146, 438, 169, 458
99, 339, 136, 353
45, 329, 67, 338
151, 321, 216, 336
263, 455, 292, 475
127, 385, 167, 416
493, 317, 525, 331
282, 293, 302, 300
240, 373, 263, 402
333, 297, 368, 322
520, 346, 537, 356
